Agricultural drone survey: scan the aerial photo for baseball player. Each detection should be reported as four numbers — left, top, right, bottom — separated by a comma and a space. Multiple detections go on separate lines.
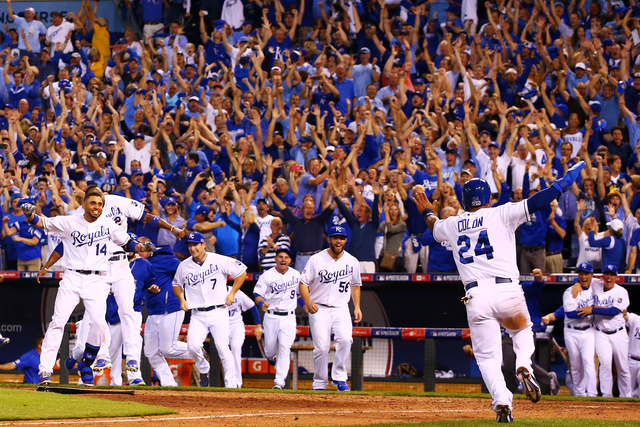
40, 188, 185, 374
254, 247, 302, 389
625, 311, 640, 397
144, 243, 191, 387
227, 286, 263, 388
172, 232, 247, 388
299, 226, 362, 392
413, 161, 585, 422
576, 265, 631, 397
20, 192, 154, 386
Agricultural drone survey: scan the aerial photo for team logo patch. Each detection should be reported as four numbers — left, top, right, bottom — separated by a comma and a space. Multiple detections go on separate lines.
618, 297, 623, 303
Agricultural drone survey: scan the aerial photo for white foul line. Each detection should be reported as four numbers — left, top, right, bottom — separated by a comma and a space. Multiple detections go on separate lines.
0, 409, 486, 425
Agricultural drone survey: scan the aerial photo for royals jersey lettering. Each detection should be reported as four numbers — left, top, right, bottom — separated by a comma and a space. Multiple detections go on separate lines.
592, 282, 629, 330
75, 195, 145, 254
563, 282, 598, 328
173, 253, 247, 309
254, 266, 301, 312
626, 313, 640, 358
300, 250, 362, 307
227, 289, 255, 325
432, 201, 530, 285
41, 214, 130, 271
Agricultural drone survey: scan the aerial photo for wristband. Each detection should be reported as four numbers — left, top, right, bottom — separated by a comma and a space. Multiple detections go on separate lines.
42, 267, 48, 271
29, 214, 40, 225
151, 215, 161, 227
257, 300, 265, 309
126, 239, 140, 252
421, 208, 435, 220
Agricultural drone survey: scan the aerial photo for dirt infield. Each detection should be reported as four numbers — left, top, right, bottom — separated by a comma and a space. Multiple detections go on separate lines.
2, 390, 640, 426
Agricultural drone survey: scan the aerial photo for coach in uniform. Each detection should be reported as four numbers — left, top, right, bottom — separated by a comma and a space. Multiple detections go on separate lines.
254, 247, 302, 389
299, 226, 362, 392
172, 231, 247, 388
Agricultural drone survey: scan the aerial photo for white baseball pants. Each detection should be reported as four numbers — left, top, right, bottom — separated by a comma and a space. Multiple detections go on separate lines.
564, 327, 597, 396
308, 305, 353, 390
187, 308, 237, 388
109, 258, 143, 363
629, 357, 640, 397
465, 282, 535, 411
228, 320, 246, 387
39, 271, 110, 375
144, 310, 189, 387
264, 312, 297, 388
596, 329, 631, 397
107, 322, 143, 385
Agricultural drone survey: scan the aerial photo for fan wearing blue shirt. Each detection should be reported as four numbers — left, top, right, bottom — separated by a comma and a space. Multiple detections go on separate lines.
0, 336, 43, 384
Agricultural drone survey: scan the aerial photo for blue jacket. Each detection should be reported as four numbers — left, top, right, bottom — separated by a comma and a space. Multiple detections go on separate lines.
145, 246, 182, 315
222, 212, 260, 267
130, 257, 155, 313
522, 278, 546, 332
588, 231, 626, 270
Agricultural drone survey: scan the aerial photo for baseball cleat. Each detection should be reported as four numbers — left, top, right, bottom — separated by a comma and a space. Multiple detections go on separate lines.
125, 360, 139, 372
0, 337, 10, 346
331, 380, 350, 391
39, 372, 52, 385
517, 367, 541, 403
130, 378, 146, 386
313, 388, 326, 391
93, 359, 111, 372
266, 356, 277, 366
79, 362, 94, 386
549, 371, 560, 395
200, 373, 209, 387
272, 384, 283, 390
65, 356, 77, 370
495, 405, 513, 423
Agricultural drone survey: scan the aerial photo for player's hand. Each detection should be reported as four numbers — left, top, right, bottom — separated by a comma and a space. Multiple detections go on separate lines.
255, 324, 263, 341
137, 242, 156, 252
577, 306, 593, 317
20, 202, 36, 217
180, 300, 189, 311
261, 302, 270, 312
462, 344, 474, 358
571, 282, 582, 299
173, 227, 186, 239
531, 269, 543, 281
541, 314, 552, 325
36, 268, 48, 284
148, 284, 161, 293
412, 191, 435, 215
225, 292, 236, 306
306, 301, 319, 314
353, 307, 362, 323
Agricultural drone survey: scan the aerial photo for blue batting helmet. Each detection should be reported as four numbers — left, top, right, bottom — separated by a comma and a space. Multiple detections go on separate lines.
462, 178, 491, 209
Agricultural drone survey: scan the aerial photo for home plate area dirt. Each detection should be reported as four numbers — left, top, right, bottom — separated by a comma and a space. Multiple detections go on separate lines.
23, 391, 640, 427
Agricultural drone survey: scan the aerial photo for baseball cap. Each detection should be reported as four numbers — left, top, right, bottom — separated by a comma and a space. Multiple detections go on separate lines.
577, 262, 594, 274
488, 141, 500, 149
238, 35, 249, 43
347, 122, 358, 133
480, 129, 491, 136
607, 218, 624, 232
116, 38, 127, 44
328, 226, 348, 238
603, 264, 619, 275
195, 205, 210, 217
131, 167, 143, 176
71, 52, 81, 59
359, 47, 371, 54
575, 62, 586, 70
256, 197, 269, 205
588, 100, 602, 113
607, 188, 622, 200
464, 158, 478, 168
445, 148, 459, 157
43, 158, 54, 165
134, 133, 145, 140
189, 96, 200, 102
461, 168, 473, 176
275, 247, 292, 257
166, 197, 178, 205
10, 193, 22, 201
187, 232, 206, 244
392, 147, 405, 156
506, 68, 517, 75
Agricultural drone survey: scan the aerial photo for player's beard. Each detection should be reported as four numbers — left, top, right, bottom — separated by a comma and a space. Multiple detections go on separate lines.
329, 242, 344, 257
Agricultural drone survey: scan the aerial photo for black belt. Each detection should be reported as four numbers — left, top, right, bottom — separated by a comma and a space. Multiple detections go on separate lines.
567, 324, 591, 331
631, 355, 640, 362
268, 310, 295, 316
109, 254, 127, 261
465, 277, 512, 292
71, 269, 106, 276
317, 303, 339, 309
522, 244, 544, 252
194, 304, 226, 312
597, 327, 624, 335
546, 251, 562, 256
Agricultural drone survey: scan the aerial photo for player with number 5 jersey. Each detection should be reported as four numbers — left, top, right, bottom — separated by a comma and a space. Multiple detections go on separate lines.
414, 161, 586, 423
299, 226, 362, 392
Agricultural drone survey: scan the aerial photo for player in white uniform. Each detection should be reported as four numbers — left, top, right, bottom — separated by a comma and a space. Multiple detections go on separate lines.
299, 226, 362, 392
625, 311, 640, 397
561, 262, 598, 397
42, 188, 186, 377
20, 193, 154, 385
413, 161, 585, 423
172, 232, 247, 388
227, 286, 263, 388
576, 265, 631, 397
254, 247, 302, 389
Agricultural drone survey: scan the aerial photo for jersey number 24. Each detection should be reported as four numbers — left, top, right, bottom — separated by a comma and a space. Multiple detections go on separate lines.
457, 231, 494, 265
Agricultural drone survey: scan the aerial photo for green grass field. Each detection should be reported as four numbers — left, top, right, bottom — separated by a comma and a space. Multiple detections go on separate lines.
0, 388, 176, 421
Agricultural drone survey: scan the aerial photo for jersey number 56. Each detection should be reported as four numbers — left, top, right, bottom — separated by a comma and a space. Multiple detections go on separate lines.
457, 231, 494, 265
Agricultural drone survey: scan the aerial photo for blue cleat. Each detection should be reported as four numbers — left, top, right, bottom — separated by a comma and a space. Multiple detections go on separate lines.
93, 359, 111, 373
331, 380, 350, 391
65, 356, 77, 370
200, 373, 209, 387
39, 372, 52, 385
130, 378, 146, 386
553, 161, 585, 192
78, 362, 94, 386
125, 360, 139, 372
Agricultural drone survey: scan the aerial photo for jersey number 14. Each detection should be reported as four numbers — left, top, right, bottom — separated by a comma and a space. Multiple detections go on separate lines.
457, 230, 494, 265
95, 244, 107, 256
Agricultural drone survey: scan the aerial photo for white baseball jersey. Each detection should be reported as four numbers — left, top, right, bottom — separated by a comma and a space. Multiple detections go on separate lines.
75, 195, 146, 255
432, 201, 529, 285
256, 213, 274, 241
562, 281, 598, 329
626, 313, 640, 358
592, 282, 629, 331
173, 252, 247, 309
227, 288, 255, 325
254, 266, 301, 312
41, 214, 131, 271
577, 231, 603, 269
300, 249, 362, 307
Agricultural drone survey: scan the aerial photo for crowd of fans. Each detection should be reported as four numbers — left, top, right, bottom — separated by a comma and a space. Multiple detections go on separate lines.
2, 0, 640, 274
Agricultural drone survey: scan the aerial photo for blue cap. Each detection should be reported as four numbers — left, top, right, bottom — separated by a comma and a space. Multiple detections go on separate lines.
359, 47, 371, 54
602, 39, 614, 47
413, 78, 426, 85
10, 60, 20, 67
195, 205, 210, 217
134, 133, 145, 140
577, 262, 594, 274
392, 147, 405, 156
128, 232, 139, 241
166, 197, 178, 204
187, 232, 206, 244
43, 158, 54, 165
528, 130, 539, 139
275, 247, 292, 257
131, 167, 143, 176
214, 19, 227, 29
445, 148, 459, 157
328, 225, 348, 238
84, 122, 95, 129
10, 193, 22, 200
238, 35, 249, 43
589, 100, 602, 113
488, 141, 500, 149
117, 38, 127, 44
242, 21, 254, 27
603, 265, 619, 275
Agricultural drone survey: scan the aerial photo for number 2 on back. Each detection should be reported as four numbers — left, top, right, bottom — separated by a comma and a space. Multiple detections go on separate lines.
457, 230, 494, 265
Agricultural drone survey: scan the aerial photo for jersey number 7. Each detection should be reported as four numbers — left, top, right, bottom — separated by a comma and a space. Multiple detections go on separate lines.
457, 230, 494, 265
